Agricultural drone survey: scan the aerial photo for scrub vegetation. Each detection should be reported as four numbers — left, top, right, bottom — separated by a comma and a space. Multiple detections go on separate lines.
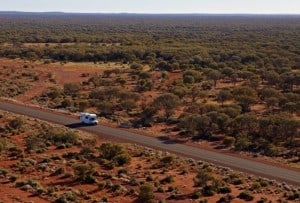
0, 13, 299, 197
0, 111, 298, 202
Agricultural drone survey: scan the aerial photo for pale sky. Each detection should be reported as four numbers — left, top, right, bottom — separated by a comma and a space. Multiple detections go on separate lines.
0, 0, 299, 14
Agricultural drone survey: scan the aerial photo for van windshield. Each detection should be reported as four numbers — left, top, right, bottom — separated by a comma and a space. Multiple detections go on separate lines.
89, 118, 95, 121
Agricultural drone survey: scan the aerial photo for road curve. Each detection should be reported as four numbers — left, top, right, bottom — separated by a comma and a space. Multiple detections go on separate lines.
0, 100, 299, 186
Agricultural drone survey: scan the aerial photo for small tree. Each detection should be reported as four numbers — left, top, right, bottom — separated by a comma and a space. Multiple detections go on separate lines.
217, 89, 232, 106
233, 86, 257, 112
205, 69, 221, 87
153, 93, 180, 118
190, 86, 205, 102
234, 134, 252, 151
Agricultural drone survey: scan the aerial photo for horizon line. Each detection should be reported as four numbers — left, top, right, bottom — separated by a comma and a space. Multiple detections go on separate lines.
0, 10, 300, 15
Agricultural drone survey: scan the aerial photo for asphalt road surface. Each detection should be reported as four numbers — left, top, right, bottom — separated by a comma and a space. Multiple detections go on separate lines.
0, 101, 299, 186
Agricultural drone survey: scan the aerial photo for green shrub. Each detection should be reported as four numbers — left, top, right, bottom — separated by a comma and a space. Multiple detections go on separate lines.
202, 185, 215, 196
101, 197, 108, 202
99, 143, 123, 160
167, 185, 177, 192
223, 136, 236, 147
160, 155, 175, 166
97, 181, 107, 190
250, 182, 261, 191
238, 191, 254, 201
51, 167, 65, 176
160, 175, 174, 184
8, 118, 24, 130
232, 178, 243, 185
138, 184, 154, 203
0, 139, 7, 153
0, 168, 9, 176
113, 153, 131, 166
217, 194, 234, 203
157, 186, 164, 193
55, 191, 77, 203
9, 174, 18, 182
73, 163, 96, 183
218, 186, 232, 194
191, 190, 202, 199
259, 179, 269, 187
117, 168, 128, 175
111, 184, 122, 192
287, 192, 300, 200
256, 197, 268, 203
145, 174, 153, 182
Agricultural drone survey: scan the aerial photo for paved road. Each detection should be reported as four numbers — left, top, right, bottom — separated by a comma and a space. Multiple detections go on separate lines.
0, 101, 299, 186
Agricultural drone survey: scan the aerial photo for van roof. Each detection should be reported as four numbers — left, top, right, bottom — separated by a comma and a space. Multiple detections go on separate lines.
80, 113, 97, 117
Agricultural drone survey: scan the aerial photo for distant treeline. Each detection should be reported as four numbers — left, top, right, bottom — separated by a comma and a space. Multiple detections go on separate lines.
0, 13, 299, 69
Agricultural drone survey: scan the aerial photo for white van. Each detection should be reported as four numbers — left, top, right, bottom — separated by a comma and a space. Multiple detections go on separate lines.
80, 113, 98, 125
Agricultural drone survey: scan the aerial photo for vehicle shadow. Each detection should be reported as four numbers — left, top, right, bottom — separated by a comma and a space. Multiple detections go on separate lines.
65, 122, 86, 129
158, 135, 175, 144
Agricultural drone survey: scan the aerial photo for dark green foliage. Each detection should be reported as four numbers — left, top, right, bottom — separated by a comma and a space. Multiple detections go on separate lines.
73, 163, 96, 183
218, 186, 232, 194
138, 184, 154, 202
217, 194, 234, 203
153, 93, 180, 118
217, 89, 232, 105
178, 113, 217, 139
113, 154, 131, 166
136, 79, 153, 92
8, 118, 24, 130
160, 175, 174, 184
222, 136, 236, 147
0, 13, 299, 159
160, 155, 175, 166
234, 135, 252, 151
191, 190, 202, 199
25, 128, 79, 151
194, 170, 212, 187
287, 192, 300, 201
55, 191, 77, 203
98, 143, 131, 166
99, 143, 123, 160
204, 69, 221, 87
0, 139, 7, 153
233, 86, 257, 112
238, 191, 254, 201
202, 185, 215, 196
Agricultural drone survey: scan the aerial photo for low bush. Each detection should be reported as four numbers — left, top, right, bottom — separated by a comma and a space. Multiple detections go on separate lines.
73, 163, 96, 183
191, 190, 202, 199
113, 153, 131, 166
218, 186, 232, 194
202, 185, 215, 196
160, 175, 174, 184
138, 184, 154, 203
238, 191, 254, 201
